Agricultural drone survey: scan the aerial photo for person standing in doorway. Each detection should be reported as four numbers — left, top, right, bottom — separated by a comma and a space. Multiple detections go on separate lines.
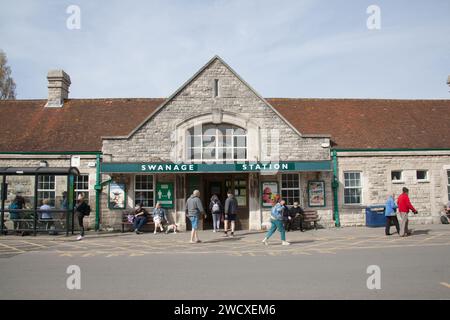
186, 190, 204, 244
397, 187, 418, 237
75, 193, 89, 241
224, 190, 238, 238
209, 194, 222, 232
262, 199, 290, 246
384, 193, 400, 236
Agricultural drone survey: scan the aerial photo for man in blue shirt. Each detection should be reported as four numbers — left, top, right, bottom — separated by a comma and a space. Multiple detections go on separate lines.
385, 193, 400, 236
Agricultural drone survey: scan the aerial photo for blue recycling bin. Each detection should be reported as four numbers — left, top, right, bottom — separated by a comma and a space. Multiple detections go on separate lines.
365, 205, 386, 227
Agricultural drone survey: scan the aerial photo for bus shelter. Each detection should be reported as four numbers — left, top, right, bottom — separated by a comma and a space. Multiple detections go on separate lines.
0, 167, 80, 236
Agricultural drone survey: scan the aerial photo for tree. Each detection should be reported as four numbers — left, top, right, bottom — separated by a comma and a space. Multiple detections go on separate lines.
0, 50, 16, 99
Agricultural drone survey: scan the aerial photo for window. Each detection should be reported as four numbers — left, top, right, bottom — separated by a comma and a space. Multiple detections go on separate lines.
135, 175, 154, 208
214, 79, 219, 97
281, 174, 300, 206
75, 174, 89, 202
344, 172, 362, 204
416, 170, 428, 182
234, 179, 247, 207
391, 171, 403, 182
38, 175, 55, 207
187, 124, 247, 162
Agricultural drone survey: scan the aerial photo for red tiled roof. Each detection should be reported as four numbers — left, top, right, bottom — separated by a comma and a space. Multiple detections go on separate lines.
0, 99, 164, 152
268, 98, 450, 149
1, 98, 449, 152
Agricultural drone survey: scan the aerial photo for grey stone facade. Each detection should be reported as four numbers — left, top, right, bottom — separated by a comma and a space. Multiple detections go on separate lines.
336, 152, 450, 226
102, 58, 330, 163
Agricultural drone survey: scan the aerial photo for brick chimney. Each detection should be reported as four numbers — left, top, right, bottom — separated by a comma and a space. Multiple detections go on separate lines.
45, 70, 71, 107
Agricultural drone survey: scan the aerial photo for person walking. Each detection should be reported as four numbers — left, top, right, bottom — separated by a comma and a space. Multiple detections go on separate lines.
75, 193, 90, 241
186, 190, 204, 243
209, 194, 222, 232
397, 187, 418, 237
262, 199, 290, 246
384, 193, 400, 236
224, 190, 238, 238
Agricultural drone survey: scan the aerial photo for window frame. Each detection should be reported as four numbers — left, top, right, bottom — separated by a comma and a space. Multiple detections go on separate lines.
279, 173, 302, 206
416, 170, 429, 183
343, 171, 362, 205
187, 124, 247, 163
134, 174, 155, 209
74, 174, 90, 202
37, 175, 56, 207
391, 170, 404, 183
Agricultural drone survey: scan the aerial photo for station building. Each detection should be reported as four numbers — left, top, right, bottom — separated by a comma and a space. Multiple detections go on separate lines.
1, 56, 449, 232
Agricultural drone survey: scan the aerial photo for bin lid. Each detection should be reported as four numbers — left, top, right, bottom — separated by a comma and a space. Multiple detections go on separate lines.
366, 204, 385, 208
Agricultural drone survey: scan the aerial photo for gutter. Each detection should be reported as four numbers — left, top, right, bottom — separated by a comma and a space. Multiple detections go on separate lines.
331, 150, 340, 227
0, 151, 102, 155
333, 148, 450, 152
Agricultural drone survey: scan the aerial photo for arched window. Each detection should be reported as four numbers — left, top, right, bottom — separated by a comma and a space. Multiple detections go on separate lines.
187, 123, 247, 162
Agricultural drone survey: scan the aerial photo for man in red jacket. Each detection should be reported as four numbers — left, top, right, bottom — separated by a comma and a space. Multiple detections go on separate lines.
397, 187, 418, 237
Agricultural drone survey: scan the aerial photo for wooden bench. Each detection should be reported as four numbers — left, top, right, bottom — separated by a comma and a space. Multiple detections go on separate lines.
121, 211, 154, 233
301, 210, 321, 230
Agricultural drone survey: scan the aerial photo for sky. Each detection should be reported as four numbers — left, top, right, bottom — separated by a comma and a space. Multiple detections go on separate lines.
0, 0, 449, 100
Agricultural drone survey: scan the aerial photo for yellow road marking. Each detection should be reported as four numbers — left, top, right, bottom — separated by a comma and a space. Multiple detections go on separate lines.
0, 242, 25, 253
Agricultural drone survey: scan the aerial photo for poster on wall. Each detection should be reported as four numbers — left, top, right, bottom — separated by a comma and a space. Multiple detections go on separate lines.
156, 182, 174, 208
261, 182, 278, 207
108, 182, 126, 209
308, 181, 325, 207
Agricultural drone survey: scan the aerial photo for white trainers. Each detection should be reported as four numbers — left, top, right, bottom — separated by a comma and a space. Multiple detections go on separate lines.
153, 230, 157, 234
282, 241, 291, 246
262, 238, 268, 246
76, 235, 84, 241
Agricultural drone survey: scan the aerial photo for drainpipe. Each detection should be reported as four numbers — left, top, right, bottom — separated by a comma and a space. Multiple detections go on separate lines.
332, 150, 340, 227
94, 154, 101, 231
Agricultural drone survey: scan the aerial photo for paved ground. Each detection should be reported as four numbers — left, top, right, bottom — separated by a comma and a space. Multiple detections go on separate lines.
1, 225, 449, 299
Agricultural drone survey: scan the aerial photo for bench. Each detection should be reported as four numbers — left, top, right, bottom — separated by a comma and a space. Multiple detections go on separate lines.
121, 211, 154, 233
301, 210, 321, 230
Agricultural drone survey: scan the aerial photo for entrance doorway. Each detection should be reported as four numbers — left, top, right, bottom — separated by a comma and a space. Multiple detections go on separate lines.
187, 173, 249, 230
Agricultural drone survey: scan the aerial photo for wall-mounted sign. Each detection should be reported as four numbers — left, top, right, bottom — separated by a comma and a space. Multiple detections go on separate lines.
308, 181, 326, 207
71, 156, 81, 168
108, 182, 126, 209
101, 161, 332, 173
156, 182, 174, 208
261, 181, 279, 207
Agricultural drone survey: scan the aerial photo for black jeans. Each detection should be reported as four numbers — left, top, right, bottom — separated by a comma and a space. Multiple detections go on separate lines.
78, 213, 85, 236
385, 215, 400, 235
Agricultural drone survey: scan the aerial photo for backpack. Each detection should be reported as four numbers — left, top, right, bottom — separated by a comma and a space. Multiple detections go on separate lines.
84, 205, 91, 216
441, 215, 449, 224
212, 201, 220, 213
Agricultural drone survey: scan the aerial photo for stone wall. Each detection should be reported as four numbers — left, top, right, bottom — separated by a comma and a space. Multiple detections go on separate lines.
337, 154, 450, 226
102, 59, 330, 163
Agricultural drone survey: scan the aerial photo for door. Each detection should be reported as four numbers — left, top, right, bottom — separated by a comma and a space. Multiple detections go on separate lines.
225, 175, 249, 230
204, 180, 224, 230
